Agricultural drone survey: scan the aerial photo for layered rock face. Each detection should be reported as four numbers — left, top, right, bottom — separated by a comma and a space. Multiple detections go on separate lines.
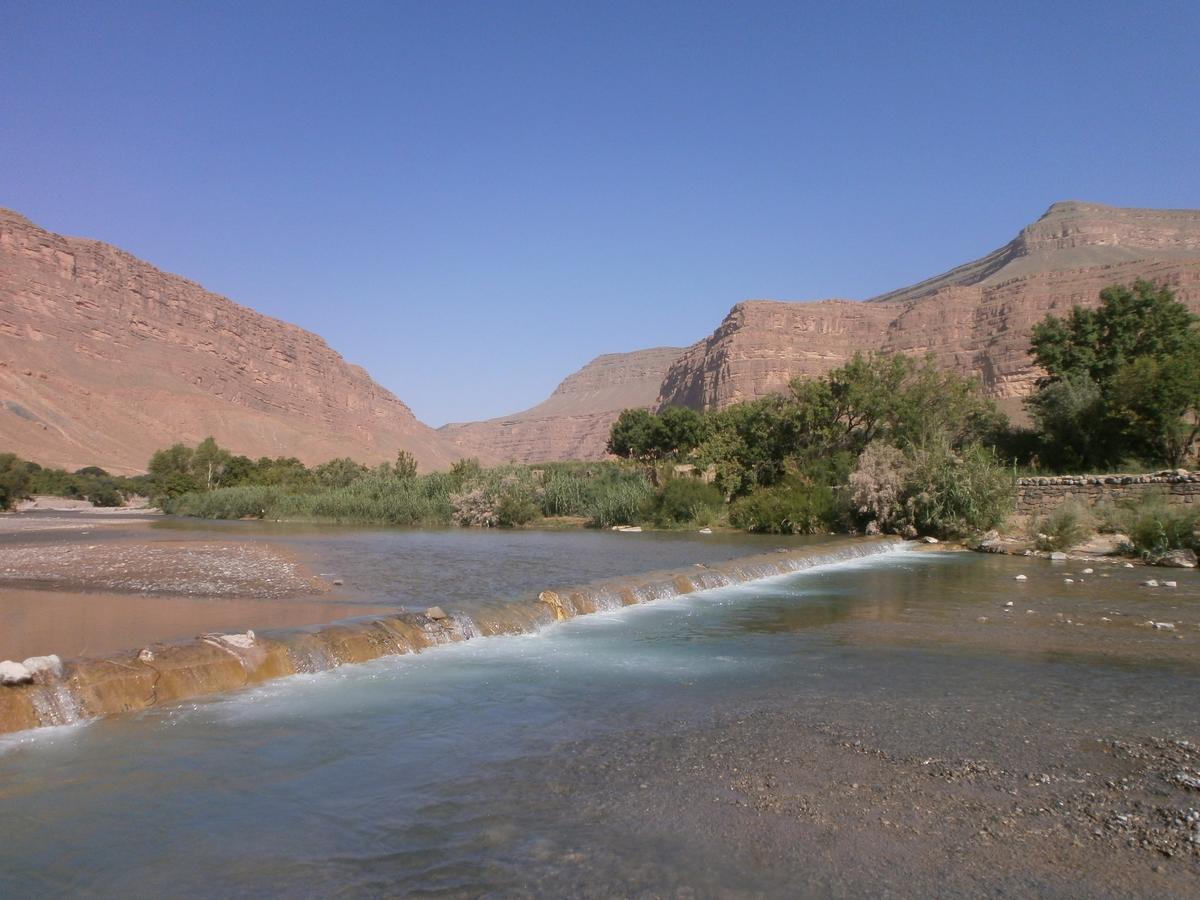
657, 202, 1200, 414
0, 210, 464, 473
439, 347, 683, 463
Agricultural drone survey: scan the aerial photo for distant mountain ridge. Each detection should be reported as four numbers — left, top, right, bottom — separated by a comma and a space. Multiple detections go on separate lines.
445, 201, 1200, 463
0, 209, 468, 473
439, 347, 683, 463
653, 201, 1200, 414
5, 201, 1198, 472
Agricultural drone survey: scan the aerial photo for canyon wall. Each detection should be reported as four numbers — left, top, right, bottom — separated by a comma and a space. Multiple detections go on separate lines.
0, 210, 465, 473
657, 202, 1200, 414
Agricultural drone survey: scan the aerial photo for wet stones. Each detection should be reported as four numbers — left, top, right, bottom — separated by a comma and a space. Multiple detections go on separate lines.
1153, 549, 1197, 569
0, 654, 63, 685
0, 660, 32, 685
425, 606, 448, 620
539, 591, 568, 621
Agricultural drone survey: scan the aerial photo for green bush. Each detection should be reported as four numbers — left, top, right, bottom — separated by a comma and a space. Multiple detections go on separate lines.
0, 453, 32, 510
1030, 500, 1093, 551
647, 478, 724, 526
1121, 500, 1199, 558
904, 443, 1014, 538
496, 492, 540, 527
729, 478, 837, 534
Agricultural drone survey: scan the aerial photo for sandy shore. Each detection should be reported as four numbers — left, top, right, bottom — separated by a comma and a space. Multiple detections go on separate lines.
0, 511, 384, 661
0, 538, 328, 598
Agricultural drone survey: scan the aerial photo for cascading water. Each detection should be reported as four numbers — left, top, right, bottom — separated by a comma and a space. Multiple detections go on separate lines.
0, 537, 907, 735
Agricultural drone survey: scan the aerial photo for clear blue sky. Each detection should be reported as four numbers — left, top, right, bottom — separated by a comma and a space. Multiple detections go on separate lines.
3, 1, 1198, 424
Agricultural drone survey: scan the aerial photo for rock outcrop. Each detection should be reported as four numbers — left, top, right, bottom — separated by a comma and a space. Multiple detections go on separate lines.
656, 201, 1200, 416
0, 209, 467, 473
439, 347, 683, 464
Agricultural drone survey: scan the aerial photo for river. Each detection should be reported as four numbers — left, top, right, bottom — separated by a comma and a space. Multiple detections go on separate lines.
0, 527, 1197, 896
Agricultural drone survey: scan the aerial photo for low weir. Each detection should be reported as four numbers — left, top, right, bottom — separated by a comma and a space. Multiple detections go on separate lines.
0, 536, 905, 735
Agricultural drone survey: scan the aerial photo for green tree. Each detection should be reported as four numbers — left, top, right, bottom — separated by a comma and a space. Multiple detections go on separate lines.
148, 443, 201, 498
193, 437, 232, 491
0, 453, 33, 510
313, 457, 368, 488
1028, 281, 1200, 468
1031, 281, 1198, 386
1025, 376, 1106, 470
790, 353, 1002, 457
394, 449, 419, 479
607, 408, 666, 459
656, 406, 706, 457
1109, 346, 1200, 467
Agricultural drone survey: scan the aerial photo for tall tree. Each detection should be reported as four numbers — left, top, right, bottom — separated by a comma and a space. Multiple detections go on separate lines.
1028, 281, 1200, 468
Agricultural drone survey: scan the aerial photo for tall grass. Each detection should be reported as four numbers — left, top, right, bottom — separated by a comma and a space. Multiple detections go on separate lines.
166, 474, 454, 526
165, 460, 657, 529
585, 478, 653, 527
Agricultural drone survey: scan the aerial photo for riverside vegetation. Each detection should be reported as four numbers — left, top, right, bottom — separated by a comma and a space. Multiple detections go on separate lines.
4, 282, 1197, 550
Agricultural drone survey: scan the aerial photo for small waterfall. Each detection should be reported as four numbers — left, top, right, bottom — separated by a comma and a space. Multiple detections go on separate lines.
2, 537, 907, 735
27, 682, 85, 727
285, 635, 336, 674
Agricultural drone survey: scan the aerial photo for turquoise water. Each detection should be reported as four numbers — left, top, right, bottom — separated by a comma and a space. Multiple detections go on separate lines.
1, 546, 1198, 896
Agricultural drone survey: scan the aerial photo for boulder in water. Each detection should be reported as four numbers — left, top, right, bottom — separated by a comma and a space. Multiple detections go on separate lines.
1153, 549, 1197, 568
22, 655, 62, 681
426, 606, 448, 620
0, 661, 32, 686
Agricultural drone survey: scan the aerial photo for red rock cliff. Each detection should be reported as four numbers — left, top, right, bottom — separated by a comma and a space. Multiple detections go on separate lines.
0, 209, 465, 473
656, 202, 1200, 414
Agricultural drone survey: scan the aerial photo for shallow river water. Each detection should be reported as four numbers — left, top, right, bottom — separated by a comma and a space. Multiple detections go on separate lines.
1, 534, 1198, 897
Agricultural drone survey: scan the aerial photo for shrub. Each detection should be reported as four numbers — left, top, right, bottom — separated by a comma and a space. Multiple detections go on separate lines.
1121, 500, 1199, 558
0, 453, 32, 510
729, 478, 837, 534
1030, 500, 1093, 551
904, 443, 1015, 538
848, 443, 910, 531
85, 484, 125, 508
496, 492, 539, 527
647, 478, 724, 526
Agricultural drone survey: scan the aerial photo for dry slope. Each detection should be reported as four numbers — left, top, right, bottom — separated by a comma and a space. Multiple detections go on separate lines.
0, 209, 465, 473
439, 347, 683, 464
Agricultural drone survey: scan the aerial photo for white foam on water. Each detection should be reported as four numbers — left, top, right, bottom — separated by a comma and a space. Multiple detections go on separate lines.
26, 543, 918, 739
174, 545, 917, 730
0, 718, 94, 756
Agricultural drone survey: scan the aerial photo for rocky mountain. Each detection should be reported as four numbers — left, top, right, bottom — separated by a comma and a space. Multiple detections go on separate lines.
439, 347, 683, 464
0, 209, 467, 474
7, 200, 1197, 473
656, 202, 1200, 417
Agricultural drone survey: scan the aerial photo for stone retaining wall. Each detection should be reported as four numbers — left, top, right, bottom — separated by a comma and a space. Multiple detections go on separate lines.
1016, 471, 1200, 516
